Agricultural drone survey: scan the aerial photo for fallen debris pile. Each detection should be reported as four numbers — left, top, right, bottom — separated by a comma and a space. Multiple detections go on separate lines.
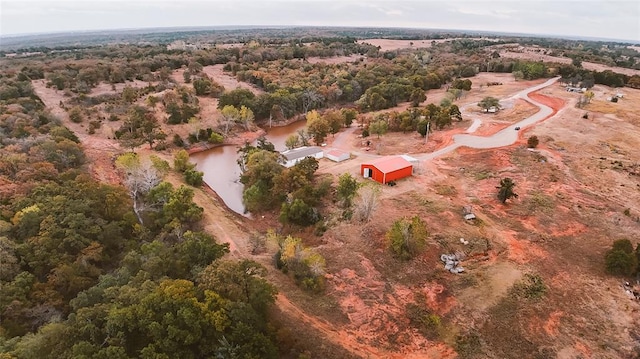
441, 252, 465, 274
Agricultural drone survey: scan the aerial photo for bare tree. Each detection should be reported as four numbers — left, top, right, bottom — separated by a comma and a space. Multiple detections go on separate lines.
301, 89, 324, 114
116, 154, 165, 224
220, 105, 239, 135
354, 185, 380, 222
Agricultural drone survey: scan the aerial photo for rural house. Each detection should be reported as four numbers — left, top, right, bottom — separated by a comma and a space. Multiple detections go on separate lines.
361, 156, 413, 184
281, 146, 323, 168
325, 149, 350, 162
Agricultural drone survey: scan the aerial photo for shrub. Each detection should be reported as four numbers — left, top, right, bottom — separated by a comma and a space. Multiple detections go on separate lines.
276, 235, 326, 293
387, 216, 428, 260
68, 107, 83, 123
184, 168, 204, 186
406, 303, 442, 339
513, 273, 547, 299
173, 149, 192, 172
208, 132, 224, 144
455, 332, 482, 358
527, 135, 539, 148
173, 134, 184, 147
605, 239, 637, 276
279, 199, 319, 227
88, 120, 101, 134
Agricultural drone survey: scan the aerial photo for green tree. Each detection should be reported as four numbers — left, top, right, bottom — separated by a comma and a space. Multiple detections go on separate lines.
449, 104, 462, 121
496, 177, 518, 204
198, 260, 277, 315
173, 149, 193, 173
527, 135, 539, 148
118, 106, 165, 150
218, 88, 256, 110
175, 231, 229, 278
161, 185, 203, 227
369, 119, 388, 138
277, 235, 326, 292
184, 168, 204, 187
452, 78, 472, 91
284, 134, 300, 150
337, 173, 359, 208
324, 110, 344, 136
342, 108, 358, 127
237, 105, 255, 131
306, 110, 330, 145
387, 216, 429, 260
478, 97, 500, 112
241, 150, 284, 212
279, 198, 318, 226
409, 88, 426, 107
417, 120, 429, 138
208, 132, 224, 144
104, 279, 228, 358
605, 239, 638, 276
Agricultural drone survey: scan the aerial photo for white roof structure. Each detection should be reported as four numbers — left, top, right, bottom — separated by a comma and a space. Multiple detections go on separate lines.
281, 146, 322, 161
399, 154, 419, 163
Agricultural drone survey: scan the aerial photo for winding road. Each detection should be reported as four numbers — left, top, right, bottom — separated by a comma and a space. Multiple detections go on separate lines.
333, 76, 562, 162
415, 76, 560, 160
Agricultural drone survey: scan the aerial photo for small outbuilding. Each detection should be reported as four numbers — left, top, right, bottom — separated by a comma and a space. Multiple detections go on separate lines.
361, 156, 413, 184
281, 146, 323, 168
325, 149, 350, 162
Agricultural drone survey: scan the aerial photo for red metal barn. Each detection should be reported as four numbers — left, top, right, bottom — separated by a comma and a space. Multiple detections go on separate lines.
360, 156, 413, 184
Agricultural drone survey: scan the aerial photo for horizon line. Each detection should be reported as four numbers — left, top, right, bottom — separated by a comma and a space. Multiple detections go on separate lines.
1, 24, 638, 46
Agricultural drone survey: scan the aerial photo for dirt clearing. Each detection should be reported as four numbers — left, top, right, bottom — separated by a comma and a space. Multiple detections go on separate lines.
358, 38, 498, 51
202, 64, 264, 95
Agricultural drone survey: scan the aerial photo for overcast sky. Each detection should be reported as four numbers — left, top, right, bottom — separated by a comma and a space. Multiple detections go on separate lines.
1, 0, 639, 42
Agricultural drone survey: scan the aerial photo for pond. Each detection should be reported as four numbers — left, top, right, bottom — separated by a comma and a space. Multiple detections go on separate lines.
190, 120, 307, 215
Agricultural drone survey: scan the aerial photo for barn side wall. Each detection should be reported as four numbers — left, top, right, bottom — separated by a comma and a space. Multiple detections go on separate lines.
385, 166, 413, 183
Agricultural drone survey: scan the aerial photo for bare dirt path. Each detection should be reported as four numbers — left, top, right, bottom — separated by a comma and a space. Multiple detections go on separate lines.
202, 64, 264, 95
32, 80, 122, 184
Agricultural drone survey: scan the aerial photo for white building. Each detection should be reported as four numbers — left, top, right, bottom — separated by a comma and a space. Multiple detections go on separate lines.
281, 146, 324, 168
325, 149, 350, 162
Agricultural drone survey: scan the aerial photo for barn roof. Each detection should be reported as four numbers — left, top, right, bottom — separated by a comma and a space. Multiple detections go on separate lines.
281, 146, 322, 161
366, 156, 412, 173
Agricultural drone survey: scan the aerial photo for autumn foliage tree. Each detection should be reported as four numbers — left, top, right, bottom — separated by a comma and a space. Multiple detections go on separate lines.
387, 216, 429, 260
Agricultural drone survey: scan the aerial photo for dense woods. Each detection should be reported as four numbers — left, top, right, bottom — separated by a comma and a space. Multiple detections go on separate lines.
0, 69, 279, 358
